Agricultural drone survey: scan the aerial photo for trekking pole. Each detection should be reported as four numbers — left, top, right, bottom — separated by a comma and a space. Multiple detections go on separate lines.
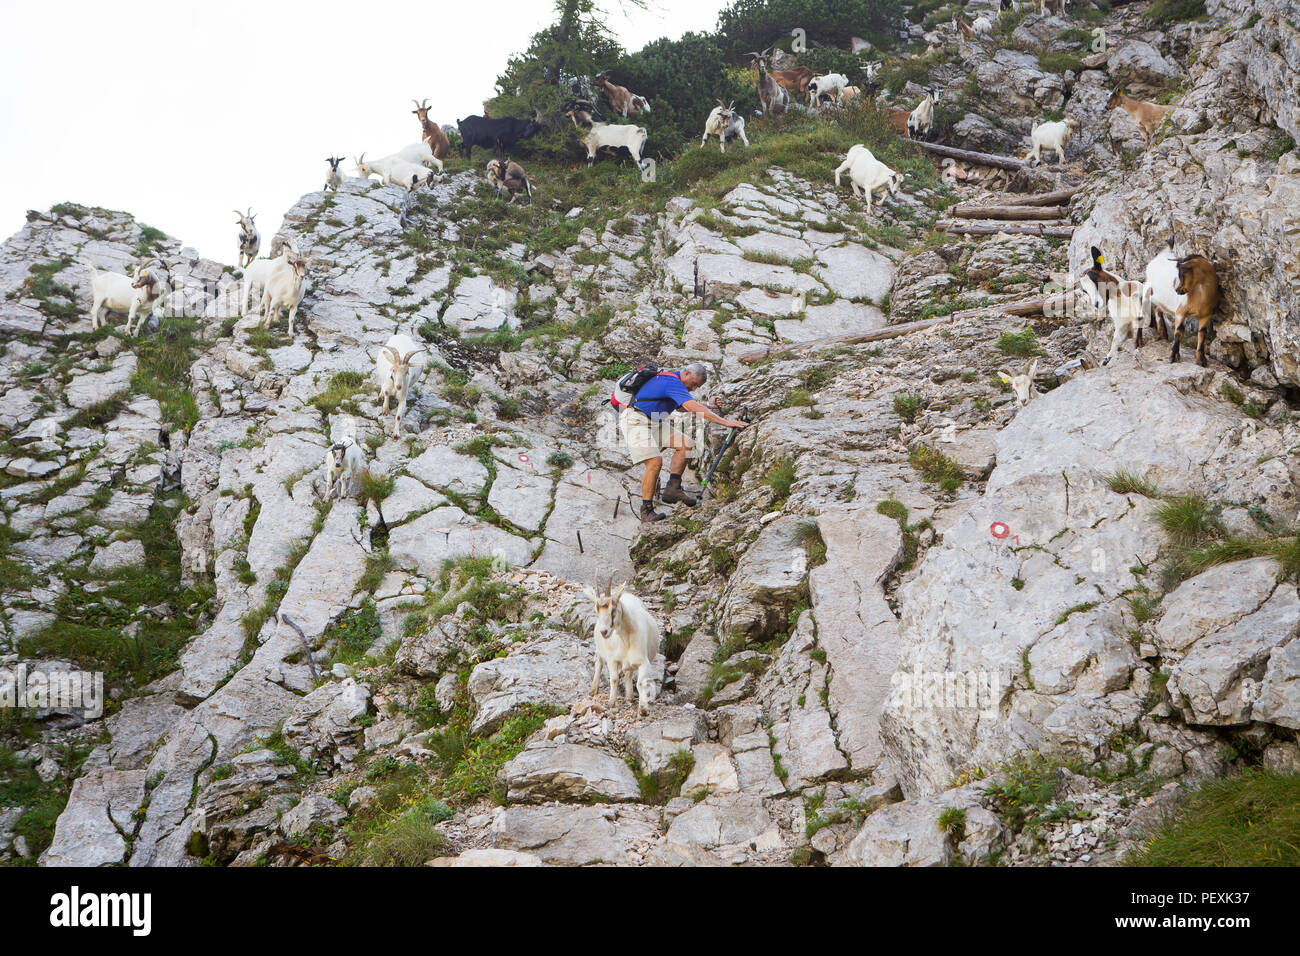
701, 405, 749, 492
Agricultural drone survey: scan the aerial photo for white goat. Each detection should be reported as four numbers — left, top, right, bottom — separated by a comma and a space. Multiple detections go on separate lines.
701, 101, 749, 152
572, 119, 650, 172
972, 14, 993, 33
808, 73, 849, 101
999, 359, 1039, 406
833, 144, 904, 211
235, 208, 260, 267
389, 142, 445, 174
240, 246, 288, 315
85, 260, 167, 335
260, 247, 307, 333
1079, 246, 1148, 365
324, 438, 366, 499
1028, 117, 1077, 164
1142, 238, 1183, 341
908, 88, 939, 140
324, 156, 344, 191
374, 334, 429, 438
585, 575, 660, 716
355, 153, 437, 190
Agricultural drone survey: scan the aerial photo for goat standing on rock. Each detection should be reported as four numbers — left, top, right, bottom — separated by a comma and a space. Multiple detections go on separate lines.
585, 576, 660, 716
235, 209, 259, 268
1170, 254, 1221, 367
374, 334, 428, 438
324, 438, 366, 499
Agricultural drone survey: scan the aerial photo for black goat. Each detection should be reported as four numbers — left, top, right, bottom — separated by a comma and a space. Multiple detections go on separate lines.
457, 110, 544, 161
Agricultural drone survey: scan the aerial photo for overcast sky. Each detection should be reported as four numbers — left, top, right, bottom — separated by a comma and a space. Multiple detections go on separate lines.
0, 0, 728, 263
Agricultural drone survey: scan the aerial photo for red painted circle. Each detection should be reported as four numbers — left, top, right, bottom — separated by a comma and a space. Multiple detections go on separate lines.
990, 521, 1010, 539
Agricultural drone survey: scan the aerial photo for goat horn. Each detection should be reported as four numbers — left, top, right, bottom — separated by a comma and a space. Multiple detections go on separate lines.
381, 345, 401, 363
401, 347, 427, 365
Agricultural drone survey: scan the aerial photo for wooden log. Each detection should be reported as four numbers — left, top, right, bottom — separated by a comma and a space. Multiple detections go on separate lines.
735, 294, 1071, 364
915, 140, 1031, 170
937, 220, 1075, 238
949, 203, 1069, 220
990, 187, 1079, 207
736, 316, 953, 364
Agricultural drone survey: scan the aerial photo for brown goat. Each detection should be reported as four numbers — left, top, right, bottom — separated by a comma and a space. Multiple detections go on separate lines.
884, 106, 912, 136
1171, 255, 1220, 366
412, 98, 451, 159
770, 65, 816, 103
485, 158, 532, 203
594, 71, 651, 118
1105, 89, 1173, 150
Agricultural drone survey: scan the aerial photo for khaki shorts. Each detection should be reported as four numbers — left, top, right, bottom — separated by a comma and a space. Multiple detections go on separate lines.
620, 406, 692, 465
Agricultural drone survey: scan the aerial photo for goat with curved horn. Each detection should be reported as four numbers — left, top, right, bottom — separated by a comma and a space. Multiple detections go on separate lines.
374, 334, 430, 438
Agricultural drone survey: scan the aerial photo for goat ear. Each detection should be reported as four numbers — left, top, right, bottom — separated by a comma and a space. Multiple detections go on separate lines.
613, 583, 626, 602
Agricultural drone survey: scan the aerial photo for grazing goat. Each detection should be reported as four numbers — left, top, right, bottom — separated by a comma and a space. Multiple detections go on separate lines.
808, 73, 849, 101
566, 113, 649, 172
457, 111, 544, 161
585, 575, 660, 716
1028, 117, 1077, 164
593, 70, 650, 118
999, 359, 1039, 406
908, 88, 939, 140
701, 101, 749, 152
260, 246, 307, 334
324, 156, 344, 192
324, 438, 366, 500
834, 144, 904, 211
973, 14, 993, 33
86, 259, 167, 335
485, 158, 532, 202
839, 85, 863, 105
1078, 246, 1148, 365
1171, 255, 1220, 366
374, 334, 428, 438
1106, 89, 1173, 150
412, 98, 451, 159
748, 50, 789, 116
235, 208, 260, 268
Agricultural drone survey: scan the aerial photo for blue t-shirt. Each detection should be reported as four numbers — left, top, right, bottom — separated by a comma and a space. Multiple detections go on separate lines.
632, 372, 694, 417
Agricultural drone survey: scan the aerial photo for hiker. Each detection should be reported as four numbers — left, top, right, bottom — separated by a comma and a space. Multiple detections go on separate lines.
618, 362, 748, 522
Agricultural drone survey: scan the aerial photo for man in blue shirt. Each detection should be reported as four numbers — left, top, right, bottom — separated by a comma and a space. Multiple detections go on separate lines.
620, 363, 749, 521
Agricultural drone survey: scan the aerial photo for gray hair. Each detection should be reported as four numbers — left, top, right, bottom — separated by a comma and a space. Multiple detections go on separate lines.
682, 363, 708, 381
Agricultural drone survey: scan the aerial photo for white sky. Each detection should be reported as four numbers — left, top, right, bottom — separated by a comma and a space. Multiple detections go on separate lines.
0, 0, 728, 263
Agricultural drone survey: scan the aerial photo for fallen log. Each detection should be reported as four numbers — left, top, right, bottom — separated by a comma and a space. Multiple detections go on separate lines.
949, 203, 1069, 220
736, 316, 953, 364
915, 140, 1031, 170
735, 295, 1072, 364
937, 220, 1075, 238
990, 187, 1079, 207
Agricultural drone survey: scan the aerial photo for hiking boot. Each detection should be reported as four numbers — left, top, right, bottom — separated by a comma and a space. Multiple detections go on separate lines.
639, 501, 667, 522
661, 474, 698, 507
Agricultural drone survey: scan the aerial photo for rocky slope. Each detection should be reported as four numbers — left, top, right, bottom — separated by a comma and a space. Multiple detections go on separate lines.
1, 0, 1297, 867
